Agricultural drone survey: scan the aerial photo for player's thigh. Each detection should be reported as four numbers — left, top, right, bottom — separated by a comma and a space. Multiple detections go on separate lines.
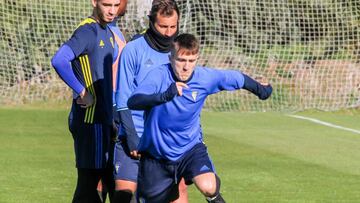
170, 178, 189, 203
72, 123, 112, 169
137, 156, 176, 202
180, 143, 216, 184
113, 140, 139, 184
70, 122, 97, 168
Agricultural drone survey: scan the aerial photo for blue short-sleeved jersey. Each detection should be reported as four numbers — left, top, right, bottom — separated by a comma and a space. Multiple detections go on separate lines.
65, 17, 115, 125
115, 36, 170, 137
132, 64, 245, 161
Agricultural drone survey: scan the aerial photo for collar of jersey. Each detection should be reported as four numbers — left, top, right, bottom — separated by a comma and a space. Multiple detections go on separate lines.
89, 16, 107, 29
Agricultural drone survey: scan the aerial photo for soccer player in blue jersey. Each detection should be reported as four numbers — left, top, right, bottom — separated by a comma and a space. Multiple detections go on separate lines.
51, 0, 121, 202
113, 0, 188, 202
127, 33, 273, 203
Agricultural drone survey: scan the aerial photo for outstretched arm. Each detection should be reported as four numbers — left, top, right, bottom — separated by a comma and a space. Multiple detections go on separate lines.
206, 68, 272, 100
242, 74, 272, 100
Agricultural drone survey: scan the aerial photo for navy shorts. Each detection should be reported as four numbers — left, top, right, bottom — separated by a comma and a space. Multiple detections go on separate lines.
69, 113, 114, 169
138, 142, 215, 202
113, 138, 139, 182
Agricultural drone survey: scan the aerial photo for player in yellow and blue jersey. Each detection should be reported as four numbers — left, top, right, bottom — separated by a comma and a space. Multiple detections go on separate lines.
51, 0, 121, 202
96, 1, 128, 202
127, 33, 273, 203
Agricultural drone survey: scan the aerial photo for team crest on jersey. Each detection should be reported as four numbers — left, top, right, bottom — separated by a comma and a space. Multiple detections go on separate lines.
110, 37, 114, 48
99, 39, 105, 48
191, 91, 198, 101
144, 59, 154, 67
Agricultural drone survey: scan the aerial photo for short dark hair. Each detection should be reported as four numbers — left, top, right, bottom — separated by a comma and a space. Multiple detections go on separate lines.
171, 33, 200, 56
149, 0, 179, 22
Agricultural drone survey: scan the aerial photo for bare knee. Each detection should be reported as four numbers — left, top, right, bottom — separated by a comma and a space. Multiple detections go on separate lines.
198, 180, 217, 196
193, 173, 217, 197
115, 179, 137, 193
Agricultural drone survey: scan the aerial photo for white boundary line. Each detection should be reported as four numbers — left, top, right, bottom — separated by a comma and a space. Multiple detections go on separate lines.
288, 115, 360, 135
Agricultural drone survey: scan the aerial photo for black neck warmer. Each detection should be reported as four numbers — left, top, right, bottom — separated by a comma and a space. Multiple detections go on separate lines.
144, 20, 179, 53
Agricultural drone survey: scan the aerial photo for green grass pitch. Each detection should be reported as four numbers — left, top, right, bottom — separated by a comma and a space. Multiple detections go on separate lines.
1, 107, 360, 202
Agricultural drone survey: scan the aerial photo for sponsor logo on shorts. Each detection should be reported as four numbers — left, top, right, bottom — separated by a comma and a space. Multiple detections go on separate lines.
115, 164, 120, 174
200, 165, 210, 172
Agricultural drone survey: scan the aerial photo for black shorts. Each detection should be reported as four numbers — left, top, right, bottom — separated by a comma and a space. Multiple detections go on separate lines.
138, 142, 216, 202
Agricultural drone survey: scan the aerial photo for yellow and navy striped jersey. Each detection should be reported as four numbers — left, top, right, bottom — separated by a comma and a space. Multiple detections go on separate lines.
65, 17, 115, 125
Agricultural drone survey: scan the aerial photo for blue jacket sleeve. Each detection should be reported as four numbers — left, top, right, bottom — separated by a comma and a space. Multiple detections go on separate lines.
243, 74, 272, 100
114, 45, 137, 110
114, 42, 139, 151
118, 109, 139, 152
127, 83, 178, 110
51, 44, 84, 95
